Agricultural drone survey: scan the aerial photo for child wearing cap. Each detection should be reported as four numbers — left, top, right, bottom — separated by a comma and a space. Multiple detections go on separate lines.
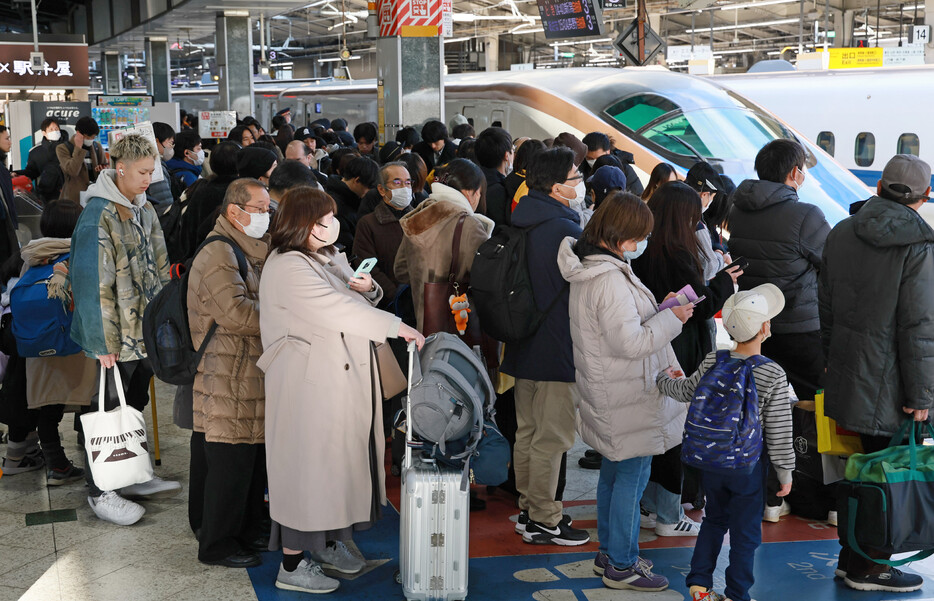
656, 284, 796, 601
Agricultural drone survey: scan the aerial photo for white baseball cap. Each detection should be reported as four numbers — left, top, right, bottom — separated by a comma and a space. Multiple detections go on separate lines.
722, 284, 785, 342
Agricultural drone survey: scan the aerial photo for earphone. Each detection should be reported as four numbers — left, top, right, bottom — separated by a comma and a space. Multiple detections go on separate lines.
119, 168, 125, 176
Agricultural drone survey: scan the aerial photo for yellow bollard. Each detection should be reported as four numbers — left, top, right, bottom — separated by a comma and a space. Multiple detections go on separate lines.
150, 377, 161, 466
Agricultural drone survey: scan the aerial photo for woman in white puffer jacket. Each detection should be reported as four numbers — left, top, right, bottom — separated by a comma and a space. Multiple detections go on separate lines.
557, 191, 693, 593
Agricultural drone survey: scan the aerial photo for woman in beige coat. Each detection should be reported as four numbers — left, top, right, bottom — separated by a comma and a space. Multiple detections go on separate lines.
394, 158, 494, 333
258, 186, 424, 595
20, 201, 95, 484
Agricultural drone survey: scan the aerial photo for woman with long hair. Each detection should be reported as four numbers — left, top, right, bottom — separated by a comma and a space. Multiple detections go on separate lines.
631, 181, 742, 538
642, 162, 678, 202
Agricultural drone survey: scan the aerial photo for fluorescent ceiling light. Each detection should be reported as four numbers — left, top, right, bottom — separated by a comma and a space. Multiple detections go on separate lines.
718, 0, 799, 10
444, 36, 475, 43
318, 56, 362, 62
713, 47, 763, 55
551, 37, 613, 47
685, 17, 797, 33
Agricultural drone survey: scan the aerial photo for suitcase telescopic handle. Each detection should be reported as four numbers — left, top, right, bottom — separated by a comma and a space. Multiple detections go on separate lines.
404, 341, 418, 476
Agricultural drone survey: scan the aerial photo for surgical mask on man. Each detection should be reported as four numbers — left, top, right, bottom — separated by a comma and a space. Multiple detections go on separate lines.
190, 149, 205, 166
236, 206, 270, 238
46, 130, 61, 142
389, 186, 412, 210
623, 238, 648, 261
312, 219, 340, 246
557, 181, 586, 208
83, 138, 94, 148
586, 158, 597, 168
162, 146, 174, 162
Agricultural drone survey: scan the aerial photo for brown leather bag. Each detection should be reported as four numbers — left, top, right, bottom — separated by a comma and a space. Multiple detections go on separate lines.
421, 214, 499, 369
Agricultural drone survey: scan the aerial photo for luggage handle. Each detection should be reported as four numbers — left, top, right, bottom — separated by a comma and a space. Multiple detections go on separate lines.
846, 496, 934, 567
404, 340, 418, 480
97, 365, 128, 413
884, 419, 934, 474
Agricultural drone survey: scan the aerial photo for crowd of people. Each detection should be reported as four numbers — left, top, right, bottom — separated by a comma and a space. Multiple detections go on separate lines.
0, 104, 931, 601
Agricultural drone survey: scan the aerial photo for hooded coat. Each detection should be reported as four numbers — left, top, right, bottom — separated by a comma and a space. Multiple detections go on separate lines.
819, 196, 934, 436
394, 183, 494, 332
728, 179, 830, 334
70, 170, 170, 362
188, 216, 268, 444
557, 237, 685, 461
20, 238, 96, 409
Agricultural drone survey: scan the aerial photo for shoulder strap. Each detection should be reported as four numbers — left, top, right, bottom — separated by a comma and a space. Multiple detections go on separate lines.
193, 235, 249, 281
449, 214, 468, 286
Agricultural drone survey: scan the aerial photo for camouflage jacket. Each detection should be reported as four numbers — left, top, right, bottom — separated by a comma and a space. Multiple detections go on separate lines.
70, 171, 170, 362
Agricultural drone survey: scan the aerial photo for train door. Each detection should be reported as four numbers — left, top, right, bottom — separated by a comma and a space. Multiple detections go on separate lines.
491, 108, 506, 129
460, 105, 477, 127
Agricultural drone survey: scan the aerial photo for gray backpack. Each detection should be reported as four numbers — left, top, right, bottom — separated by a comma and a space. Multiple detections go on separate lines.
409, 332, 495, 465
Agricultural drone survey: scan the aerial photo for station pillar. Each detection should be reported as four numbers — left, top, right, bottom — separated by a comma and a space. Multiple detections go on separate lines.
484, 35, 499, 72
216, 11, 256, 117
145, 37, 172, 103
376, 36, 444, 144
102, 51, 121, 95
926, 1, 934, 64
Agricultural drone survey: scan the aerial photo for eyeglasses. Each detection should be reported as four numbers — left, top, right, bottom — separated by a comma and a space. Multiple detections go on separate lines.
236, 204, 274, 216
566, 174, 584, 183
389, 178, 413, 187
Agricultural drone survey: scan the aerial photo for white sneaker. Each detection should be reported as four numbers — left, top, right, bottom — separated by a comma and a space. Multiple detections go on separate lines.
763, 500, 791, 523
827, 510, 838, 526
655, 516, 701, 537
310, 541, 366, 574
640, 507, 657, 530
120, 476, 182, 499
88, 491, 145, 526
276, 559, 340, 594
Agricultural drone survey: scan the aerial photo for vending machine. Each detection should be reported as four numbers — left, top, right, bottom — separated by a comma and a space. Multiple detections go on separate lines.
92, 96, 179, 150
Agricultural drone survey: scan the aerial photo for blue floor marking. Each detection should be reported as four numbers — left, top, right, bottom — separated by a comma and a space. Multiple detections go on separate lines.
249, 508, 934, 600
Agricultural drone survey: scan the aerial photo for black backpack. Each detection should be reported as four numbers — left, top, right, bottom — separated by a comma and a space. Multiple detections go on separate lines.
143, 235, 248, 385
160, 178, 204, 264
36, 161, 64, 201
470, 223, 563, 344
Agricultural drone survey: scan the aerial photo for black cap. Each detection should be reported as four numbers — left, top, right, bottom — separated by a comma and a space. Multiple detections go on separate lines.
237, 147, 277, 179
379, 141, 404, 165
685, 162, 723, 193
275, 107, 291, 116
294, 127, 315, 141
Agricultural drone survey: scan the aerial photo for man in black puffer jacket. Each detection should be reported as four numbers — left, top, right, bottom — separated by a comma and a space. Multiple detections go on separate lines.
728, 139, 830, 400
819, 154, 934, 594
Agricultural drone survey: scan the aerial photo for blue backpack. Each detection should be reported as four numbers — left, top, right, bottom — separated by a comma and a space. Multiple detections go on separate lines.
11, 253, 82, 358
681, 350, 771, 473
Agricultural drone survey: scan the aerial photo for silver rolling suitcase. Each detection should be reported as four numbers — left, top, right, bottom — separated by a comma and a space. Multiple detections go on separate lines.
399, 342, 470, 601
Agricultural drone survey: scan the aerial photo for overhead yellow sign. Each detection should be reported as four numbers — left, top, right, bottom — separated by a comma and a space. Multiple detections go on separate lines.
827, 47, 884, 69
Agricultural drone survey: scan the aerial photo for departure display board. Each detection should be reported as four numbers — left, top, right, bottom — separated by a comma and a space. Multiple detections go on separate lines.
537, 0, 605, 39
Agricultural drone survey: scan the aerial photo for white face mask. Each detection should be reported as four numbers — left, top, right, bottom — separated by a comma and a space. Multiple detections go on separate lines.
389, 186, 412, 209
701, 193, 712, 213
189, 149, 205, 166
586, 158, 597, 168
560, 181, 587, 209
162, 146, 174, 162
312, 218, 340, 247
235, 206, 270, 238
46, 130, 61, 142
83, 138, 94, 148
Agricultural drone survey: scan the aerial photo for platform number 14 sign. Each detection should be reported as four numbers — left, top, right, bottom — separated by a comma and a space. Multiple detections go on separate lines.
911, 25, 930, 45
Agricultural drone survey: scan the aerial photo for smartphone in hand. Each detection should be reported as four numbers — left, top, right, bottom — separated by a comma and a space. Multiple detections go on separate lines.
347, 257, 377, 288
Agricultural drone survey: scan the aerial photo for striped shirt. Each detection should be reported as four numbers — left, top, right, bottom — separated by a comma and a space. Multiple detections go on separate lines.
657, 350, 796, 484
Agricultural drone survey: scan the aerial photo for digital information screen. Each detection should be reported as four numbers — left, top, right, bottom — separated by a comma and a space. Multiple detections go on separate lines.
537, 0, 605, 39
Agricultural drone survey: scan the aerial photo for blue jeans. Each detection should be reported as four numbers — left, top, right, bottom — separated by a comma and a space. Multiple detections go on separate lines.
641, 481, 684, 525
687, 462, 764, 601
597, 455, 652, 568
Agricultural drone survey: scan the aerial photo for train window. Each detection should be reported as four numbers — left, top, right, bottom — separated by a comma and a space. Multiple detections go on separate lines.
605, 94, 680, 132
855, 132, 875, 167
898, 133, 920, 156
816, 132, 835, 156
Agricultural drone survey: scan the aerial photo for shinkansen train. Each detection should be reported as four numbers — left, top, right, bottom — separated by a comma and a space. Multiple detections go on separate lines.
710, 65, 934, 189
171, 67, 875, 224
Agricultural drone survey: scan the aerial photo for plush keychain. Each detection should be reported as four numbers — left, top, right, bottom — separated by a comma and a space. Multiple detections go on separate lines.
449, 293, 470, 336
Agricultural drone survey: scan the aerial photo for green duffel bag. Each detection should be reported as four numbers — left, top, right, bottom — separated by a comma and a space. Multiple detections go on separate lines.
838, 419, 934, 566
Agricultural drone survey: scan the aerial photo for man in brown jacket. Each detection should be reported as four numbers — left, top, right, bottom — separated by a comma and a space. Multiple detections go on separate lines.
56, 116, 107, 203
353, 162, 413, 311
187, 178, 271, 568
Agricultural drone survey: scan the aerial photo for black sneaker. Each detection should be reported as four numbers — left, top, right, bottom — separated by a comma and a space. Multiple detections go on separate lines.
578, 452, 603, 470
47, 461, 85, 486
844, 568, 923, 592
522, 517, 590, 546
515, 510, 529, 535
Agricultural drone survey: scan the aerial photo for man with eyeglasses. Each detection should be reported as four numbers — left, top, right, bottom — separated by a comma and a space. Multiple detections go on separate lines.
501, 147, 590, 548
187, 177, 272, 569
729, 139, 830, 523
353, 162, 414, 312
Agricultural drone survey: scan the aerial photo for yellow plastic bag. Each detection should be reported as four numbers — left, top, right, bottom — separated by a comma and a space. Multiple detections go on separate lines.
815, 390, 864, 456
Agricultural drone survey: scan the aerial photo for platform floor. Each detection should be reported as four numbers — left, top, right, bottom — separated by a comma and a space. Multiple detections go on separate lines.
1, 380, 933, 601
